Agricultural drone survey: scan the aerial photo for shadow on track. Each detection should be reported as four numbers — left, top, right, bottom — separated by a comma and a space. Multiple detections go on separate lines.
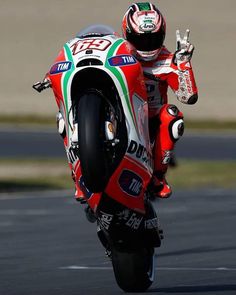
149, 284, 236, 293
157, 246, 236, 258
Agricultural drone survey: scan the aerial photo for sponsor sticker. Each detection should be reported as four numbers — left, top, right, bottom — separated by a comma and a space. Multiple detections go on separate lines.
145, 217, 159, 229
118, 169, 143, 197
98, 211, 113, 230
127, 140, 153, 166
117, 209, 130, 221
126, 213, 143, 230
108, 55, 137, 67
50, 61, 72, 75
139, 22, 156, 32
70, 38, 111, 55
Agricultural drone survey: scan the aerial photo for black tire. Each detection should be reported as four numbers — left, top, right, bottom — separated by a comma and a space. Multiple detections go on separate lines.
111, 247, 155, 292
78, 92, 108, 192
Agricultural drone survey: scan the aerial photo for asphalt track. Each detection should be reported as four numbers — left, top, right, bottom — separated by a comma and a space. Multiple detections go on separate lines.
0, 127, 236, 294
0, 188, 236, 295
0, 127, 236, 160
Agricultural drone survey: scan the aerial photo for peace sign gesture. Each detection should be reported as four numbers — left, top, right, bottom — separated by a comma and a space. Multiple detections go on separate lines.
175, 29, 194, 69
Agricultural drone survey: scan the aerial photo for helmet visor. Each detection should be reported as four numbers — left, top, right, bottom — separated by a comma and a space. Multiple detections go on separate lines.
126, 31, 164, 52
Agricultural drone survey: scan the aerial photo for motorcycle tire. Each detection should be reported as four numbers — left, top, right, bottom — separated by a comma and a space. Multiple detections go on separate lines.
78, 92, 109, 192
111, 247, 155, 292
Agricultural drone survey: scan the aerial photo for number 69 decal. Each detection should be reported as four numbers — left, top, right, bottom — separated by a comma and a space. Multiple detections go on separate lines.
70, 38, 111, 55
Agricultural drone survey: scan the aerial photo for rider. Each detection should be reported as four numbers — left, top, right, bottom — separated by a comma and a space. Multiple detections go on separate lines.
122, 2, 198, 198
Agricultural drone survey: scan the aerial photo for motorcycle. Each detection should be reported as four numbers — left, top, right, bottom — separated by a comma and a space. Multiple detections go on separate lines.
33, 24, 163, 292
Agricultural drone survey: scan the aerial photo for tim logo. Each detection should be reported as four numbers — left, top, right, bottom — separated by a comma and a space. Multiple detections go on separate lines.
118, 170, 143, 197
108, 55, 137, 67
50, 61, 72, 75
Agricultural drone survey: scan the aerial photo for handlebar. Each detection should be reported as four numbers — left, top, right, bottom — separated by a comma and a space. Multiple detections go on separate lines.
32, 79, 51, 93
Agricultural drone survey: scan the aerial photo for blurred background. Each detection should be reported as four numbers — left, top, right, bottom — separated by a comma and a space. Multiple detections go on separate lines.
0, 0, 235, 120
0, 0, 235, 195
0, 1, 236, 294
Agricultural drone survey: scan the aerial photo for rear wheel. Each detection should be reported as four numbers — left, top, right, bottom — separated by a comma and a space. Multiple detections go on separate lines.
78, 92, 108, 192
111, 247, 155, 292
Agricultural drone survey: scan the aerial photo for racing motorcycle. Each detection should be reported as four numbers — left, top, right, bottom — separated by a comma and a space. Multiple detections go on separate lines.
33, 25, 163, 292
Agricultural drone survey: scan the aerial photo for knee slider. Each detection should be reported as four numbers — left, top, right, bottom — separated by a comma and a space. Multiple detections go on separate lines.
167, 105, 180, 117
170, 118, 184, 141
160, 104, 182, 120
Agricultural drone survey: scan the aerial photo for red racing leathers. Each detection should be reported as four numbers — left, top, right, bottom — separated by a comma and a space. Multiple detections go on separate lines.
140, 46, 198, 177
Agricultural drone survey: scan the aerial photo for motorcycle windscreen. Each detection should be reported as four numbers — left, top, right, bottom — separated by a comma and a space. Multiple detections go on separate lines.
77, 24, 115, 38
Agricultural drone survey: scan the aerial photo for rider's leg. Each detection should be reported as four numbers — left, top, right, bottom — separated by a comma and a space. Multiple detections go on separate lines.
71, 167, 86, 202
152, 104, 184, 198
57, 111, 85, 202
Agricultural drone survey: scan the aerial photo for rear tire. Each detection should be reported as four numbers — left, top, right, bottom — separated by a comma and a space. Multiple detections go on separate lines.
78, 92, 108, 192
111, 247, 155, 292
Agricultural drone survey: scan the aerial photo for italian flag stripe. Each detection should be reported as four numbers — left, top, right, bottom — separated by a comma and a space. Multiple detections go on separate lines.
62, 44, 75, 136
105, 39, 137, 132
137, 2, 151, 11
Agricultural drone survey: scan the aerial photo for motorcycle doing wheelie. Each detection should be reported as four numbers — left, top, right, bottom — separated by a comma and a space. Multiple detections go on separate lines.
33, 25, 163, 292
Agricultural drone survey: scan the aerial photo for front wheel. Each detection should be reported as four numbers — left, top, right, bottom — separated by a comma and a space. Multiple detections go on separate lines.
78, 92, 108, 192
111, 247, 155, 292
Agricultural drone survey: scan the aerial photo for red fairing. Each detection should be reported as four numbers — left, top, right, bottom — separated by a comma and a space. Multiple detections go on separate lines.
102, 42, 151, 212
47, 49, 67, 108
105, 156, 152, 214
47, 49, 68, 147
73, 160, 102, 212
116, 41, 147, 101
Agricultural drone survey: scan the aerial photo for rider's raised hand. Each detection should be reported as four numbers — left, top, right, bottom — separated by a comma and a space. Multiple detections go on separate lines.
174, 29, 194, 70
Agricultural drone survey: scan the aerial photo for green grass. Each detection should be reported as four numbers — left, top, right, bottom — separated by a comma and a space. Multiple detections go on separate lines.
0, 158, 71, 192
0, 177, 71, 193
168, 160, 236, 189
185, 120, 236, 131
0, 157, 65, 164
0, 159, 235, 193
0, 114, 236, 130
0, 115, 55, 125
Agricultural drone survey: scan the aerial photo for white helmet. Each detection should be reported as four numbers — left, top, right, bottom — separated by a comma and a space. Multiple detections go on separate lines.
122, 2, 166, 61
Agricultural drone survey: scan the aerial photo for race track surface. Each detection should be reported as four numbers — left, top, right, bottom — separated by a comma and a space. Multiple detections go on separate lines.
1, 127, 236, 160
0, 189, 236, 295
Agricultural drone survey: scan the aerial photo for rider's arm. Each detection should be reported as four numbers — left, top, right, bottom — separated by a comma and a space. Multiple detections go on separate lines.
166, 60, 198, 105
166, 29, 198, 105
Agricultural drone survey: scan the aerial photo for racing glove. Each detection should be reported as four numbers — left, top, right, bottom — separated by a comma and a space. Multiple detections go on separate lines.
174, 29, 194, 71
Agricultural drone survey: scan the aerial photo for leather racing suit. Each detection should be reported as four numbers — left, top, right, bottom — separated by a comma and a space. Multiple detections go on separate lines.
140, 45, 198, 179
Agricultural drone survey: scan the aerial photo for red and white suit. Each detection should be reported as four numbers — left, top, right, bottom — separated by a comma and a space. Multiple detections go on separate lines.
140, 46, 198, 175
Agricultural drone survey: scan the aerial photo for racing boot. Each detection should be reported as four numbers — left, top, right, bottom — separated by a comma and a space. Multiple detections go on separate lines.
72, 171, 86, 203
74, 185, 86, 203
150, 172, 172, 199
